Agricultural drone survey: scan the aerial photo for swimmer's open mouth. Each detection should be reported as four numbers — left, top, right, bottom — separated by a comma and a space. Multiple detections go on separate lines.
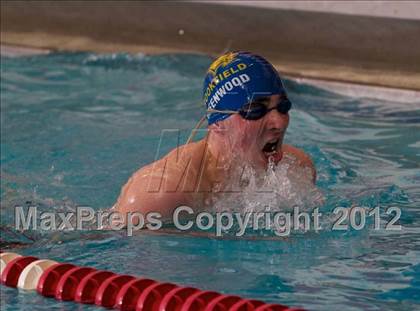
262, 139, 280, 158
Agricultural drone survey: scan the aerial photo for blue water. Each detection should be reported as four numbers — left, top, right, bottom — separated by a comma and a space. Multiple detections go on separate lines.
1, 52, 419, 310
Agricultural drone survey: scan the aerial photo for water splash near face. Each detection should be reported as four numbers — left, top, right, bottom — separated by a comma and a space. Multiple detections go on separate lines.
212, 153, 324, 214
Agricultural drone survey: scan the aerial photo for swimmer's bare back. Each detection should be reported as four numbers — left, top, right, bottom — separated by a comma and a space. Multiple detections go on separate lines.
113, 140, 315, 222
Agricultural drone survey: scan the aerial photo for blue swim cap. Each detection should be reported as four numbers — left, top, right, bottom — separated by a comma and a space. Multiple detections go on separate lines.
203, 51, 286, 125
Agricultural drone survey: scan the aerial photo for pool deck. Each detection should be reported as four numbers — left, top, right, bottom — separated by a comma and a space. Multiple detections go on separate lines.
2, 1, 420, 91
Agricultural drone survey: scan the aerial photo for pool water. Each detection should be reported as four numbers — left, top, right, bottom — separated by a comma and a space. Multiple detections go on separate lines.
1, 52, 419, 310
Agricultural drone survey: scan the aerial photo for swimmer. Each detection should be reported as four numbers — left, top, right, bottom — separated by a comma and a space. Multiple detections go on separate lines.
114, 51, 316, 222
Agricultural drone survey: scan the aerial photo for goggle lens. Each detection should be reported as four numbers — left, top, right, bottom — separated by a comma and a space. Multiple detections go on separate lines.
239, 98, 292, 120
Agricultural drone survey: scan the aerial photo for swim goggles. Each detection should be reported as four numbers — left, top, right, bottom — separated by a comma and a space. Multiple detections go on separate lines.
207, 97, 292, 121
187, 97, 291, 144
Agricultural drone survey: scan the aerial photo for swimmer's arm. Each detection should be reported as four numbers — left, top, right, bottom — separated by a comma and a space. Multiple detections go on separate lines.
114, 174, 191, 224
283, 145, 316, 183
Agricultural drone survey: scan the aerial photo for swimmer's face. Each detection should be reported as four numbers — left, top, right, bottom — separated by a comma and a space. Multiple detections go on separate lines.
224, 94, 289, 169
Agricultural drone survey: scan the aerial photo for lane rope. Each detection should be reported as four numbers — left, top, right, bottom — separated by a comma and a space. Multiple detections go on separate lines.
1, 252, 304, 311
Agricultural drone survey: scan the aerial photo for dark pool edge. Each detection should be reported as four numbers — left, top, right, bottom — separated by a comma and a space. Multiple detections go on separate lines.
2, 1, 420, 91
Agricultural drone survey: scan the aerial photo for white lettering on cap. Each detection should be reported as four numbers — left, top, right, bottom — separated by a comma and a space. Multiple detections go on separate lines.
224, 81, 233, 91
208, 73, 252, 109
231, 77, 241, 87
239, 74, 250, 83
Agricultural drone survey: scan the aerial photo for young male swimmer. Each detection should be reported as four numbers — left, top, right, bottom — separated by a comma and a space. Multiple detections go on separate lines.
114, 51, 316, 222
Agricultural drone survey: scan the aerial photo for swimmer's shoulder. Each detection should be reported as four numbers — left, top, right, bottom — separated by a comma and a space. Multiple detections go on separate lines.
282, 144, 316, 182
114, 160, 193, 220
166, 139, 207, 163
114, 141, 207, 216
115, 139, 209, 209
132, 139, 204, 179
282, 144, 312, 163
122, 139, 205, 193
162, 139, 208, 176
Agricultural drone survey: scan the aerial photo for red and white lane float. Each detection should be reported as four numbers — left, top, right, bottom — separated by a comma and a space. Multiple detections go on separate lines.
0, 252, 304, 311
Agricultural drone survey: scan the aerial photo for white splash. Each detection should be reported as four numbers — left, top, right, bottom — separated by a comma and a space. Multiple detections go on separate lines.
212, 153, 324, 214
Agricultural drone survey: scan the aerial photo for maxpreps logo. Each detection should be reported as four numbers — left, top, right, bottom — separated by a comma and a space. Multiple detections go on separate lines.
204, 52, 251, 109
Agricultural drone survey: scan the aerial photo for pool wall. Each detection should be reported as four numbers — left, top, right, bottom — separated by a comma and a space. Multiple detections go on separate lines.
1, 1, 420, 90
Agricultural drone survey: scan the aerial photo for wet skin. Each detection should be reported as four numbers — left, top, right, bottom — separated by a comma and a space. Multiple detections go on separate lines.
114, 95, 316, 222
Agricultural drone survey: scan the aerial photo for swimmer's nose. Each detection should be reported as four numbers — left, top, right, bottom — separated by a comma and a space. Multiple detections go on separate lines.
265, 108, 289, 130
